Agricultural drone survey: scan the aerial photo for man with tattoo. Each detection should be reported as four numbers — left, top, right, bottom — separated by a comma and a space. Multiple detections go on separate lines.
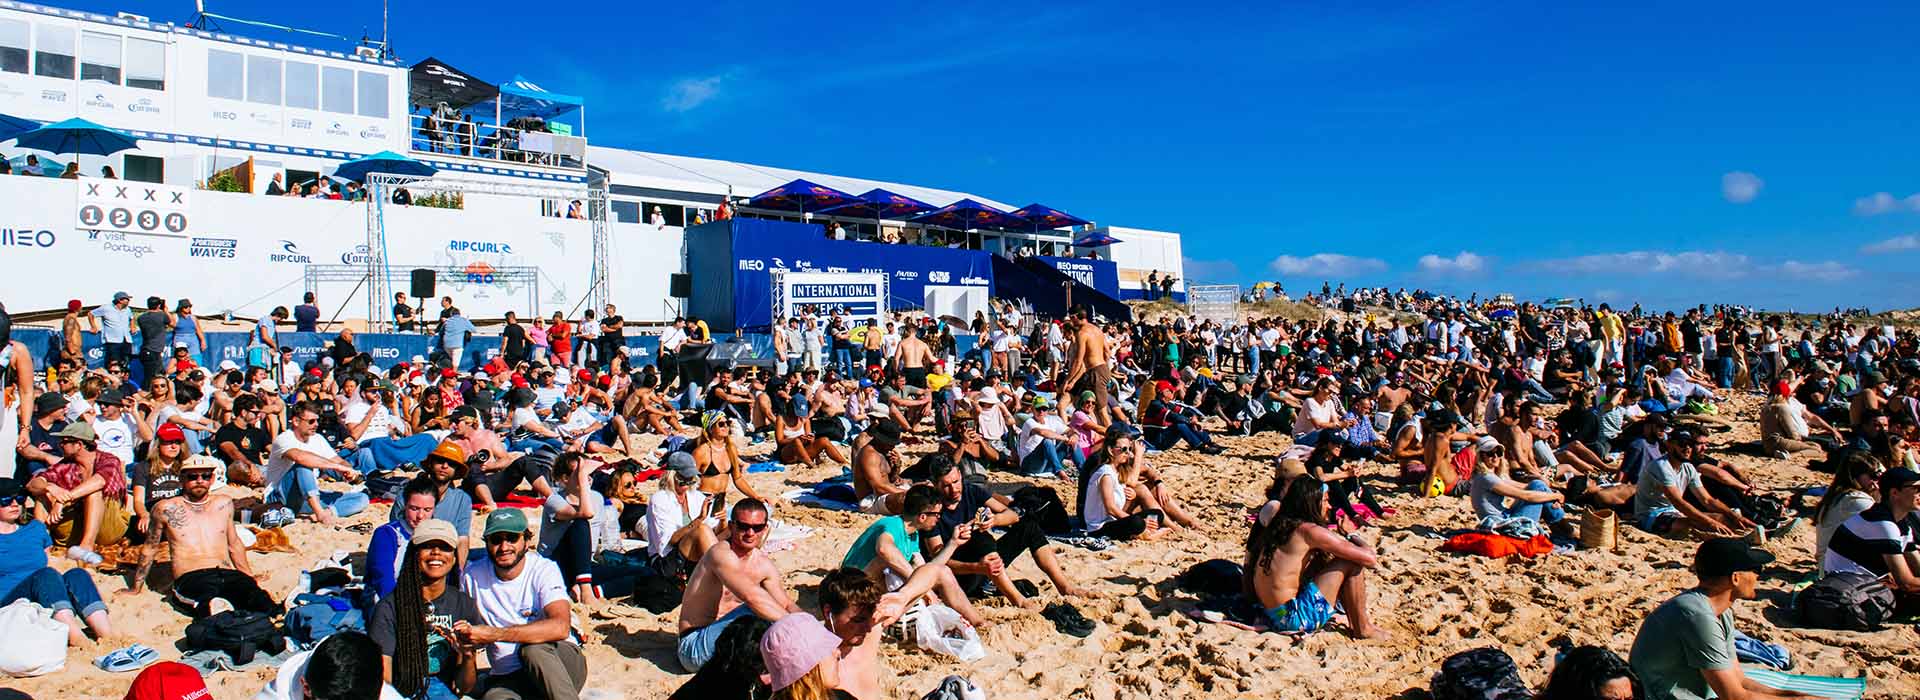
118, 457, 277, 615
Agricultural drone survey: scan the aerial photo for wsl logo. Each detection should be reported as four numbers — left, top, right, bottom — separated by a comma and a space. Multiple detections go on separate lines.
189, 237, 237, 258
339, 244, 375, 265
449, 240, 513, 254
270, 240, 312, 264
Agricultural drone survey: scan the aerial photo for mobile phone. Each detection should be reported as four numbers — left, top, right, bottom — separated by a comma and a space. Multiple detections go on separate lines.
974, 507, 992, 525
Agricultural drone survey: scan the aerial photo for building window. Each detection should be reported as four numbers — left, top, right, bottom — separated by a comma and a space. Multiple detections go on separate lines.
123, 154, 163, 183
206, 49, 243, 100
0, 19, 28, 75
641, 202, 686, 227
245, 54, 281, 105
356, 71, 388, 118
79, 31, 121, 84
283, 60, 318, 110
33, 24, 74, 79
124, 37, 164, 90
610, 200, 639, 224
321, 66, 354, 114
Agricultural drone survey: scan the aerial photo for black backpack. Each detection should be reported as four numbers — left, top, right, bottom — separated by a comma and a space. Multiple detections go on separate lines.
1176, 559, 1244, 597
1796, 572, 1897, 631
1431, 647, 1532, 700
1009, 486, 1070, 535
184, 610, 287, 665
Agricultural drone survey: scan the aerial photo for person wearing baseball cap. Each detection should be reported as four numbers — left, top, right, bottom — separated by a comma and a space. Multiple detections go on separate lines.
40, 421, 132, 560
460, 507, 586, 700
644, 451, 720, 581
1628, 538, 1780, 700
122, 661, 209, 700
384, 440, 475, 569
91, 291, 135, 370
369, 517, 481, 700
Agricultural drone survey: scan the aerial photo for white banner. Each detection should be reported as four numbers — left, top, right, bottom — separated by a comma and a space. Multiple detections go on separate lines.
777, 271, 887, 325
1187, 284, 1241, 325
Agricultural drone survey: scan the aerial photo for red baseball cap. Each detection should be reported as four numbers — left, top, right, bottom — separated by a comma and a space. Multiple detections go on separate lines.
123, 661, 208, 700
156, 423, 186, 443
575, 368, 593, 381
441, 368, 458, 379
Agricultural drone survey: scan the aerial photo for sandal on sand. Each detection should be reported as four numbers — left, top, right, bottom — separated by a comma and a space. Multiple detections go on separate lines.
1041, 603, 1096, 638
127, 644, 160, 665
94, 647, 147, 673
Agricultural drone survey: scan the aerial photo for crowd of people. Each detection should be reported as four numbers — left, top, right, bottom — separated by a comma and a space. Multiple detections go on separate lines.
0, 279, 1916, 700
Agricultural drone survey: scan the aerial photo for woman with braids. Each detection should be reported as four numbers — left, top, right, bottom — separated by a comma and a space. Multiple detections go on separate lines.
369, 519, 480, 700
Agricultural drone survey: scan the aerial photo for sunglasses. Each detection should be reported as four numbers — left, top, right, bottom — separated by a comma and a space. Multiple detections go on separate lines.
486, 532, 524, 545
0, 495, 26, 508
730, 520, 769, 533
182, 471, 216, 482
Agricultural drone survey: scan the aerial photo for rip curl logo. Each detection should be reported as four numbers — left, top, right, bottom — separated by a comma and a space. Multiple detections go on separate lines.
448, 240, 513, 254
270, 240, 312, 264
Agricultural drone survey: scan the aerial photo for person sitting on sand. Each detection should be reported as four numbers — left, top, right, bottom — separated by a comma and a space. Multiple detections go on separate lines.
692, 410, 769, 516
1821, 466, 1920, 613
774, 397, 847, 467
1760, 381, 1842, 459
920, 455, 1088, 608
852, 419, 908, 515
455, 509, 587, 700
369, 519, 480, 700
369, 476, 438, 601
840, 484, 989, 628
29, 422, 132, 562
120, 456, 278, 616
1467, 438, 1569, 534
813, 553, 966, 700
448, 406, 550, 513
647, 452, 721, 583
1540, 645, 1643, 700
263, 401, 369, 525
677, 498, 803, 672
1632, 430, 1753, 538
1303, 431, 1388, 525
1083, 425, 1195, 540
0, 477, 116, 646
1629, 538, 1818, 700
758, 614, 852, 700
1245, 475, 1385, 638
1811, 452, 1882, 567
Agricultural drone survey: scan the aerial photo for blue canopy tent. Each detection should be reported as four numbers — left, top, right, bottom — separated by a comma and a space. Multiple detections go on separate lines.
817, 189, 934, 240
1072, 231, 1122, 248
0, 112, 38, 143
491, 75, 586, 136
746, 179, 861, 220
910, 198, 1025, 232
1009, 203, 1090, 232
333, 150, 438, 182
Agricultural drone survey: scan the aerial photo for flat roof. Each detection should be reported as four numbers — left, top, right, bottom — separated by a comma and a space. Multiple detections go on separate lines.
587, 145, 1015, 212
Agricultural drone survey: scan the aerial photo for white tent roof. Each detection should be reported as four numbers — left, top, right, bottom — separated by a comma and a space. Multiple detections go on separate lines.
586, 145, 1016, 211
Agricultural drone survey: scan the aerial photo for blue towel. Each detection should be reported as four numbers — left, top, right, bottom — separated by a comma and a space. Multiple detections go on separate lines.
746, 462, 787, 474
1733, 630, 1792, 670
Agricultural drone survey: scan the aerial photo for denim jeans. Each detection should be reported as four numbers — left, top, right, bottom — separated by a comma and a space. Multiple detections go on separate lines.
1715, 356, 1735, 389
510, 435, 566, 455
1505, 479, 1566, 523
346, 434, 442, 474
835, 348, 855, 376
1520, 379, 1557, 404
1020, 439, 1070, 476
1148, 421, 1210, 451
2, 567, 106, 617
273, 466, 371, 517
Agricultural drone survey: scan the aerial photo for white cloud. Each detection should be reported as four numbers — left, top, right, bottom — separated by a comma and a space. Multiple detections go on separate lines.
1534, 250, 1753, 279
1417, 251, 1487, 275
1773, 260, 1859, 281
1721, 171, 1763, 204
1267, 253, 1387, 277
1852, 192, 1920, 216
661, 74, 729, 113
1180, 256, 1241, 282
1861, 234, 1920, 254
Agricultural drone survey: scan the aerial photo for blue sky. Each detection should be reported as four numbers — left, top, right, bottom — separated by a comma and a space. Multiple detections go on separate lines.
75, 0, 1920, 311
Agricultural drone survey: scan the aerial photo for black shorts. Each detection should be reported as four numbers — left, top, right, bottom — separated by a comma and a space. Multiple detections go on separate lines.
904, 367, 929, 388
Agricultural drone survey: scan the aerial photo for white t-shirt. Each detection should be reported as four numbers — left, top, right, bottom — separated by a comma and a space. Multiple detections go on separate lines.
645, 488, 712, 558
1017, 413, 1068, 460
461, 554, 570, 676
1293, 396, 1343, 438
342, 401, 395, 441
975, 396, 1007, 441
1083, 464, 1122, 530
92, 414, 138, 464
264, 430, 334, 492
989, 330, 1012, 353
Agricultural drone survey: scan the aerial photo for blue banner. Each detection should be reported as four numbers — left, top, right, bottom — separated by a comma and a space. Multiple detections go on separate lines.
1038, 256, 1120, 299
720, 219, 995, 331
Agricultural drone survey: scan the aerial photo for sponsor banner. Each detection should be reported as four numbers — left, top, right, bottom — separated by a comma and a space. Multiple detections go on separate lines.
779, 272, 887, 325
76, 177, 190, 237
712, 219, 993, 331
1038, 255, 1120, 300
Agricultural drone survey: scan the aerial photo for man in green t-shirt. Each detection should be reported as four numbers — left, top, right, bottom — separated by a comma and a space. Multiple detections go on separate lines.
840, 484, 988, 629
1629, 538, 1815, 700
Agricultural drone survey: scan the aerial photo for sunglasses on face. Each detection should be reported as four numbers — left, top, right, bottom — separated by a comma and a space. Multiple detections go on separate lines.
0, 495, 27, 508
730, 520, 769, 533
181, 471, 216, 482
486, 532, 523, 545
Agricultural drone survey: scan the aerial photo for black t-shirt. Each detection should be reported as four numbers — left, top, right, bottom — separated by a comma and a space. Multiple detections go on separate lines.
213, 422, 272, 464
925, 483, 995, 556
294, 304, 320, 332
136, 311, 170, 352
502, 323, 529, 360
369, 584, 482, 684
601, 316, 625, 340
15, 419, 65, 481
131, 461, 182, 511
393, 303, 415, 331
328, 337, 357, 367
1681, 320, 1702, 353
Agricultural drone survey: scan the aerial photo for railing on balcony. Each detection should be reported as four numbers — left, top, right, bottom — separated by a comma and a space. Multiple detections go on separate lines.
408, 114, 585, 169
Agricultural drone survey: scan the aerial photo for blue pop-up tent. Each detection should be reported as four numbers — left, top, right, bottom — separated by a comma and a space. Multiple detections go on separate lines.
490, 75, 585, 135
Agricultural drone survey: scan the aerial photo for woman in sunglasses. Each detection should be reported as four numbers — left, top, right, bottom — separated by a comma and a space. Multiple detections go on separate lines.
693, 410, 766, 516
0, 477, 115, 645
1813, 452, 1883, 568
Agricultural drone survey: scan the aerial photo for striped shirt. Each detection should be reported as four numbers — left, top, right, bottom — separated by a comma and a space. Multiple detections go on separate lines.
1822, 504, 1917, 577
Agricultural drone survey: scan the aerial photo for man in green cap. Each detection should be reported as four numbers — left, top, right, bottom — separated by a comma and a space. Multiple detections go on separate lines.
29, 422, 132, 562
455, 508, 586, 700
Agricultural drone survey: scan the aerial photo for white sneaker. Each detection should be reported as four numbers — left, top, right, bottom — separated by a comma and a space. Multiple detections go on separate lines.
66, 546, 103, 566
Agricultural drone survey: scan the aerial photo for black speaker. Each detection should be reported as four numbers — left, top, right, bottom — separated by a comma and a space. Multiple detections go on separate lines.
410, 268, 436, 298
669, 273, 691, 298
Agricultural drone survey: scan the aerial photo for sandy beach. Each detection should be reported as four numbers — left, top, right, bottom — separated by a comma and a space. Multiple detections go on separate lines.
5, 394, 1914, 700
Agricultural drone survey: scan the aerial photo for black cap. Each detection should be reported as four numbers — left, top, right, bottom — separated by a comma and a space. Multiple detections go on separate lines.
33, 393, 67, 415
1105, 422, 1141, 441
1645, 413, 1671, 426
0, 478, 20, 499
1882, 467, 1920, 490
451, 405, 483, 424
97, 389, 125, 404
1694, 538, 1774, 578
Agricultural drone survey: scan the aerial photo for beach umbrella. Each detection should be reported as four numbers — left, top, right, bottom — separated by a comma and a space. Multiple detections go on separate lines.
909, 198, 1026, 235
1073, 231, 1122, 248
333, 150, 438, 182
818, 189, 934, 241
746, 179, 860, 219
11, 117, 140, 157
1009, 203, 1090, 233
0, 112, 38, 143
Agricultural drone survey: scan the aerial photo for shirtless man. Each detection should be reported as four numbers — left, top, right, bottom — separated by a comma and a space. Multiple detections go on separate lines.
1246, 476, 1385, 638
851, 419, 908, 515
895, 326, 938, 389
1375, 374, 1413, 418
119, 457, 278, 615
1058, 310, 1113, 429
676, 499, 802, 672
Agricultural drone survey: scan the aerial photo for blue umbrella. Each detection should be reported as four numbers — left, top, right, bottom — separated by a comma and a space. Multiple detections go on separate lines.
0, 112, 39, 143
818, 189, 934, 240
909, 198, 1026, 232
11, 117, 140, 157
1009, 203, 1090, 232
747, 179, 860, 218
333, 150, 438, 182
1073, 231, 1122, 248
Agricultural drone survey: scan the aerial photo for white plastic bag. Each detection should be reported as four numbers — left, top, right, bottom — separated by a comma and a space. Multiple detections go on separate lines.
0, 599, 68, 677
912, 603, 986, 662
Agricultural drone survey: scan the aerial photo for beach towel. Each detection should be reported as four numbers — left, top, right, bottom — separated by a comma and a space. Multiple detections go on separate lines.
1738, 665, 1866, 700
1439, 532, 1554, 559
1732, 631, 1792, 670
745, 462, 787, 473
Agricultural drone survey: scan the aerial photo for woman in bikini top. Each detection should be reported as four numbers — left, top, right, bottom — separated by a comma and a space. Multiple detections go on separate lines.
691, 410, 764, 509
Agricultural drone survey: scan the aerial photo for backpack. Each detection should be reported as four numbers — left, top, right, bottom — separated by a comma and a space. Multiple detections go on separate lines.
1176, 559, 1244, 597
184, 610, 287, 665
286, 594, 365, 647
1796, 572, 1897, 631
1431, 647, 1532, 700
1008, 486, 1070, 535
